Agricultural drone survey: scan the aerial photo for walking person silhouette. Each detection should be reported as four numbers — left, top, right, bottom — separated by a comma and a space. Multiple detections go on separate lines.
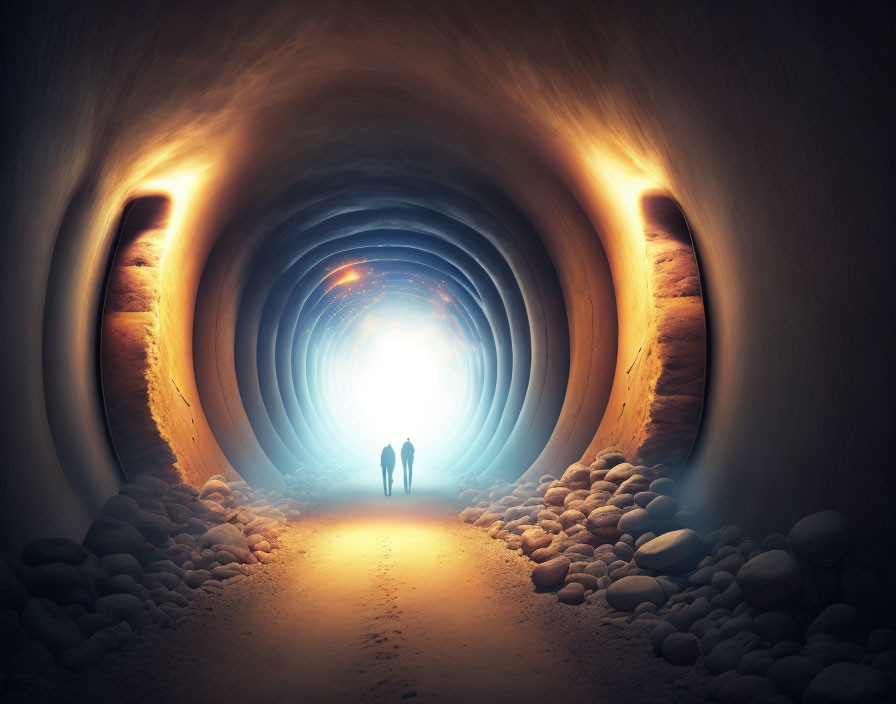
380, 443, 396, 496
401, 438, 415, 493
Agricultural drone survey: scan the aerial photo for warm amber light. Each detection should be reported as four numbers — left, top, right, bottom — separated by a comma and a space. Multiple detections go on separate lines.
335, 270, 361, 286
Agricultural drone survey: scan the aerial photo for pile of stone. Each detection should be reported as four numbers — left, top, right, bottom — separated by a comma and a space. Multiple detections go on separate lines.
458, 448, 896, 704
0, 472, 309, 687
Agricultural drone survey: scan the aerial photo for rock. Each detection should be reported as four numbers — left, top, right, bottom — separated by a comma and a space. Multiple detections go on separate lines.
585, 506, 623, 541
557, 582, 585, 605
210, 563, 245, 580
649, 477, 677, 496
705, 638, 748, 674
716, 675, 776, 704
651, 621, 677, 655
806, 603, 857, 638
617, 508, 652, 537
668, 597, 712, 632
564, 573, 599, 591
99, 553, 143, 581
530, 547, 560, 563
543, 487, 572, 507
662, 632, 700, 665
802, 663, 887, 703
753, 611, 798, 644
530, 556, 570, 588
94, 594, 144, 622
199, 523, 248, 551
125, 511, 172, 546
21, 538, 89, 567
26, 562, 89, 598
558, 509, 586, 531
252, 539, 272, 553
200, 479, 233, 499
83, 518, 147, 558
183, 569, 212, 588
22, 598, 81, 652
244, 516, 281, 537
12, 638, 55, 679
132, 474, 170, 496
646, 495, 678, 520
707, 671, 740, 702
787, 510, 852, 568
459, 507, 485, 523
0, 563, 28, 609
76, 612, 114, 639
613, 542, 634, 561
766, 655, 823, 699
711, 581, 744, 611
634, 529, 703, 571
560, 464, 591, 490
867, 629, 896, 652
604, 463, 637, 483
606, 575, 665, 612
584, 561, 608, 578
59, 640, 105, 671
520, 529, 553, 556
735, 550, 804, 609
101, 494, 141, 521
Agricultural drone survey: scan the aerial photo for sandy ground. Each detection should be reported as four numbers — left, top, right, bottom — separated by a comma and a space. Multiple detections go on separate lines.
18, 477, 710, 703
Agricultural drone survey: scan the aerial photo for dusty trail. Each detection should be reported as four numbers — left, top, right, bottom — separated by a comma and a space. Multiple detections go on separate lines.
25, 477, 708, 704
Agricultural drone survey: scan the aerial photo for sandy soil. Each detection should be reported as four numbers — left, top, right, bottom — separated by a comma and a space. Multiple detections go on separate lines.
19, 479, 709, 703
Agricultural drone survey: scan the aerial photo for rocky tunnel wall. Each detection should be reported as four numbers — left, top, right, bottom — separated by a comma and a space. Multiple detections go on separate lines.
1, 1, 893, 559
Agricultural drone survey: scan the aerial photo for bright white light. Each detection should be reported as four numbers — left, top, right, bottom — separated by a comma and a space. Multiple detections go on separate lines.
337, 310, 469, 464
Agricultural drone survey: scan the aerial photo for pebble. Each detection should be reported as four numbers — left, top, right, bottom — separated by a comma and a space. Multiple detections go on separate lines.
705, 638, 748, 674
802, 662, 887, 703
787, 510, 853, 568
753, 611, 798, 644
21, 538, 89, 567
199, 523, 249, 551
606, 575, 665, 612
646, 495, 678, 520
735, 550, 804, 609
99, 553, 143, 581
651, 621, 677, 655
530, 556, 570, 588
635, 529, 703, 571
805, 603, 857, 638
557, 582, 585, 605
83, 518, 148, 558
715, 674, 776, 704
22, 598, 81, 652
94, 594, 144, 622
662, 632, 700, 665
617, 508, 652, 537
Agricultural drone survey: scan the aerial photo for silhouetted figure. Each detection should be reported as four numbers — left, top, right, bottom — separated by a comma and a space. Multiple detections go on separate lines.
401, 438, 415, 493
381, 444, 396, 496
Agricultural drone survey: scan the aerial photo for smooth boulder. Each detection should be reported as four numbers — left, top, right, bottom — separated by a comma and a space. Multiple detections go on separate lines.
530, 556, 571, 588
787, 510, 852, 568
735, 550, 804, 609
634, 529, 703, 570
606, 575, 665, 612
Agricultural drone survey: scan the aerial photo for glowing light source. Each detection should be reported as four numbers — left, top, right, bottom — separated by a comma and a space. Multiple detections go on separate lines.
334, 270, 360, 286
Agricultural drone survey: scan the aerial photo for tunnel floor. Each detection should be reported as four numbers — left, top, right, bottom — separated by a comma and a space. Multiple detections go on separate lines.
18, 474, 708, 704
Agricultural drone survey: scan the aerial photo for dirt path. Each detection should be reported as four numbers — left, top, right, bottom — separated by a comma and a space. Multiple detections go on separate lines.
23, 480, 709, 703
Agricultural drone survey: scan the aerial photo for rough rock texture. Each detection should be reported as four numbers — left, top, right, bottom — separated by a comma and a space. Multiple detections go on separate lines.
458, 447, 896, 703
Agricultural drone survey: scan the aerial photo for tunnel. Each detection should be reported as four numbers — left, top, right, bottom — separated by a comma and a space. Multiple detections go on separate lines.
1, 2, 895, 702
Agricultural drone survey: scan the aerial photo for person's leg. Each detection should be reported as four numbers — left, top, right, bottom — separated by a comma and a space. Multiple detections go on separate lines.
408, 456, 413, 492
402, 457, 409, 493
388, 467, 393, 495
382, 467, 388, 496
